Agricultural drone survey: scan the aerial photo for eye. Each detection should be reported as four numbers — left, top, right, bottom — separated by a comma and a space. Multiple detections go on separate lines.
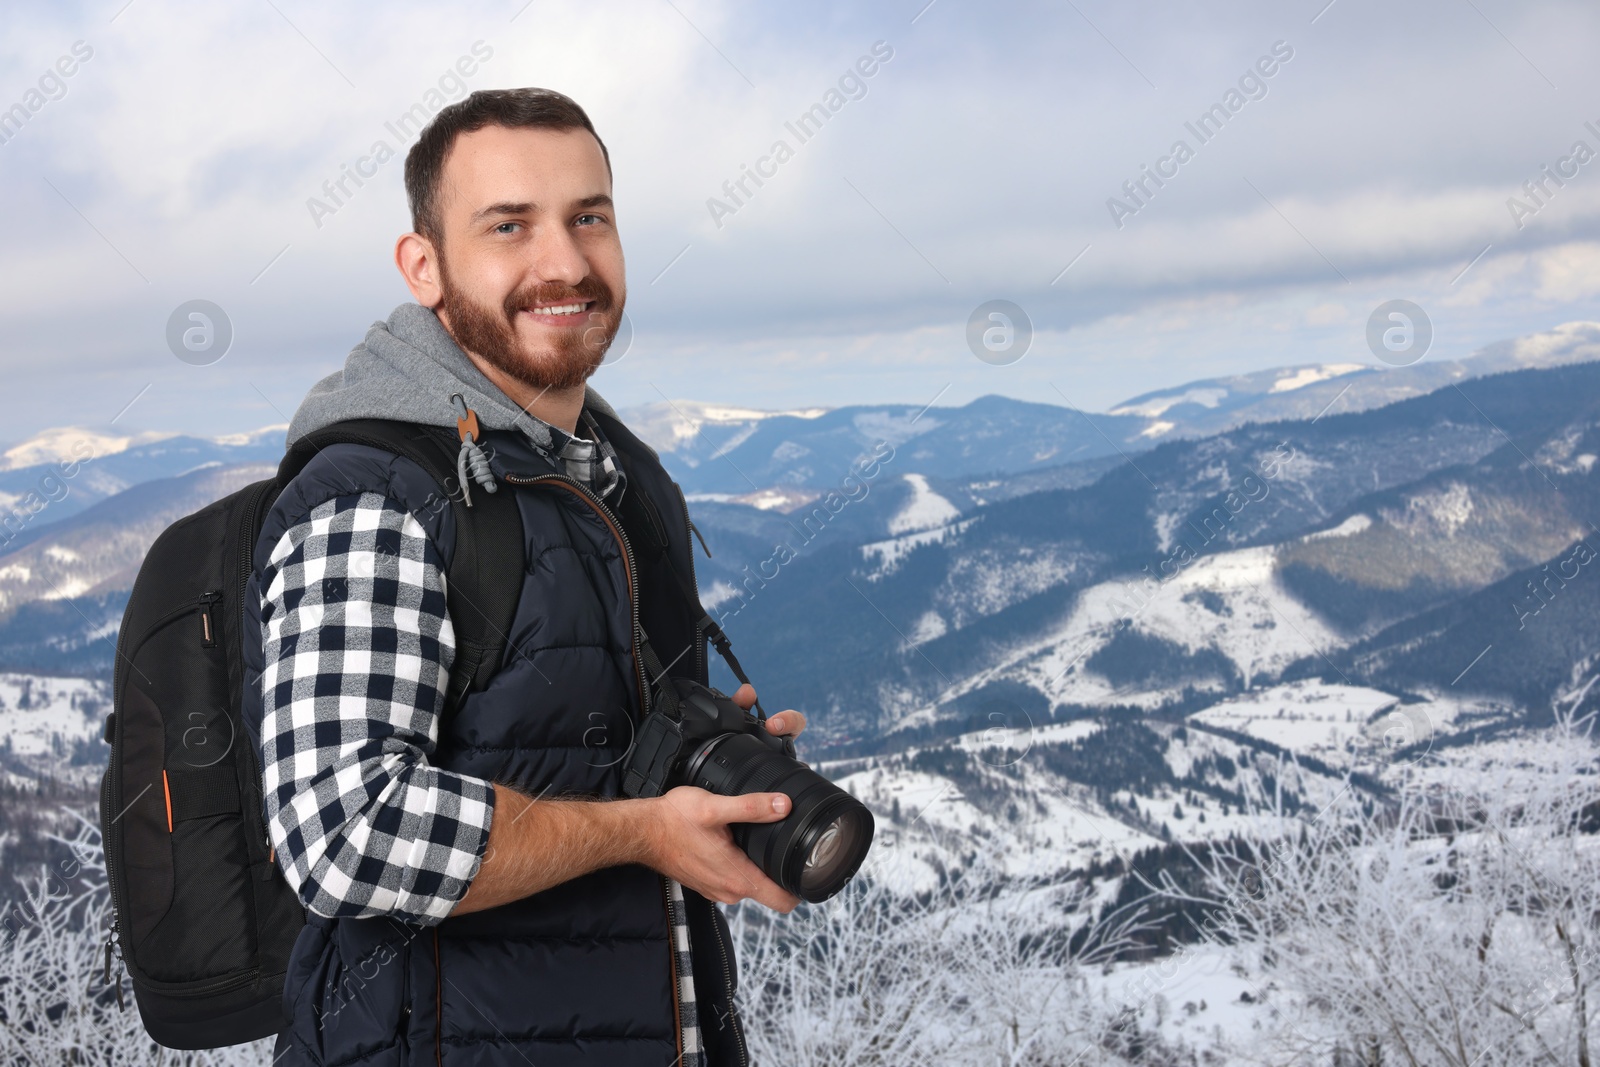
494, 221, 521, 235
575, 213, 604, 227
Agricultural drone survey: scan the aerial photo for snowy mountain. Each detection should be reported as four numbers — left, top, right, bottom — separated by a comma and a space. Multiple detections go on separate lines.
0, 424, 285, 536
703, 358, 1600, 760
620, 319, 1600, 495
0, 463, 275, 675
1106, 319, 1600, 441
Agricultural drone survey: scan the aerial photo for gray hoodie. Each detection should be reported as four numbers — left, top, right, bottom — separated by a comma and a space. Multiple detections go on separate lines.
287, 302, 632, 493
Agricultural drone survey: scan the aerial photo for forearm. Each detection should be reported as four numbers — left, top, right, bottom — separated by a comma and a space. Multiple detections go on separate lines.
450, 782, 659, 915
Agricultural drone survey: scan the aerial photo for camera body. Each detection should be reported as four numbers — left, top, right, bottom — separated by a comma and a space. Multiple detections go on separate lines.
620, 676, 874, 903
621, 677, 794, 799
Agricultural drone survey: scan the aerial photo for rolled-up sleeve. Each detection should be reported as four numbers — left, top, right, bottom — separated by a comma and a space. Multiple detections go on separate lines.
258, 490, 495, 923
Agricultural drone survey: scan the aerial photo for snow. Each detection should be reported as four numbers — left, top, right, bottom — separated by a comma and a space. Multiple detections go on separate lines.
732, 486, 817, 511
1057, 546, 1339, 698
860, 517, 978, 578
1153, 510, 1181, 553
886, 474, 960, 535
40, 577, 90, 601
1385, 481, 1474, 537
0, 673, 108, 759
1191, 681, 1400, 767
700, 579, 740, 609
0, 427, 172, 471
1110, 387, 1228, 418
828, 714, 1170, 895
850, 409, 941, 448
905, 541, 1349, 733
1139, 419, 1176, 438
212, 423, 288, 446
1302, 512, 1372, 540
949, 716, 1102, 756
905, 610, 947, 645
1088, 944, 1269, 1062
1267, 362, 1365, 393
705, 404, 827, 422
616, 401, 828, 455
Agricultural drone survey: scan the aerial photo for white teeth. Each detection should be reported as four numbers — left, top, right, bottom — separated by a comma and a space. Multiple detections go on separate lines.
533, 302, 585, 316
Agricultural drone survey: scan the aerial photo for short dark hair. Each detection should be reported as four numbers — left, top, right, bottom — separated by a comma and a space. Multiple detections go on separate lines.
403, 87, 611, 244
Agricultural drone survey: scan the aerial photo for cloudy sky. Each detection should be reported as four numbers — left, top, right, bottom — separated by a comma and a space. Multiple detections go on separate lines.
3, 0, 1600, 441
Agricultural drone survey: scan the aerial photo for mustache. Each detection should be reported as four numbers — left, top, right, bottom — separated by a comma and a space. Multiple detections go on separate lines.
502, 277, 614, 318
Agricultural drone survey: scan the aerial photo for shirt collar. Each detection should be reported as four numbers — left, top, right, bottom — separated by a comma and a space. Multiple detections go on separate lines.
516, 408, 625, 502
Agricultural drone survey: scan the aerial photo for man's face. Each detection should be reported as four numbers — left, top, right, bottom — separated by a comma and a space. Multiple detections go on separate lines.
430, 124, 625, 392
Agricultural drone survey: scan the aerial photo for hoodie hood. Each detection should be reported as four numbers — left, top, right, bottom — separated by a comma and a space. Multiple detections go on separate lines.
286, 302, 625, 451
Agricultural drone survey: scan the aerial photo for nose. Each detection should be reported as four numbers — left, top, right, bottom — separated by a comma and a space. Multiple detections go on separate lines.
528, 221, 587, 288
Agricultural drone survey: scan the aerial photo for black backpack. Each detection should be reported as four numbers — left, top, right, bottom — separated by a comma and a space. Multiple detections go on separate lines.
98, 419, 523, 1050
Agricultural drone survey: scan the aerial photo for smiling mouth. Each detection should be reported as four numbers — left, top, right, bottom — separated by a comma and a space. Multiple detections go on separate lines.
521, 300, 594, 323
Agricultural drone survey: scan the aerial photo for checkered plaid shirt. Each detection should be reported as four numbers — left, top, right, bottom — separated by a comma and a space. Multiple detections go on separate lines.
258, 412, 703, 1064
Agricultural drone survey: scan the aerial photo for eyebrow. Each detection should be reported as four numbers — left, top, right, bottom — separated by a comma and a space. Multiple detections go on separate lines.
470, 194, 614, 224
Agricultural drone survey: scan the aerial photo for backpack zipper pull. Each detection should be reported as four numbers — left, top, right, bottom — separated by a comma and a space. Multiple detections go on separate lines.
198, 590, 222, 647
104, 930, 126, 1011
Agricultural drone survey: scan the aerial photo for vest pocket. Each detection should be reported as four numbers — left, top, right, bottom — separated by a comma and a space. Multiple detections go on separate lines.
295, 919, 411, 1066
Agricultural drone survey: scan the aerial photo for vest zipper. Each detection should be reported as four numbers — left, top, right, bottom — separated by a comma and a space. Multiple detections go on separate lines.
496, 473, 650, 719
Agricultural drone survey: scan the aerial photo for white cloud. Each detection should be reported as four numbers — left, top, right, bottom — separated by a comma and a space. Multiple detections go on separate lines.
3, 0, 1600, 439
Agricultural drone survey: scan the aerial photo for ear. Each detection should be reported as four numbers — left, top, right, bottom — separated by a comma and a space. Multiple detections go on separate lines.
395, 231, 444, 307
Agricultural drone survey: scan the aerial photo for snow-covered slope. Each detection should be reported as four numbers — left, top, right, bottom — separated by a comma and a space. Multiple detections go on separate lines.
0, 673, 109, 788
823, 711, 1348, 897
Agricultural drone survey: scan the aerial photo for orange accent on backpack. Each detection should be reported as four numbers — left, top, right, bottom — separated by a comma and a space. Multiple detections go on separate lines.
162, 769, 173, 832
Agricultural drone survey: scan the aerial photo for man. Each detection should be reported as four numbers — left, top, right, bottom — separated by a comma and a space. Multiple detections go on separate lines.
246, 87, 805, 1067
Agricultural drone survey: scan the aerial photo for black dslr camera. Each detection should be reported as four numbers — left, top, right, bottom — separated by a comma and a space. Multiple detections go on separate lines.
621, 676, 874, 903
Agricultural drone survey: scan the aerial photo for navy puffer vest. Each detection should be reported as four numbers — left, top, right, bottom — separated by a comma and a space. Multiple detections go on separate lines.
242, 403, 748, 1067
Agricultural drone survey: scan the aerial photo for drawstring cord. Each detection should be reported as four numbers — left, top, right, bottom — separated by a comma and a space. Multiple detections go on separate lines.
451, 394, 498, 507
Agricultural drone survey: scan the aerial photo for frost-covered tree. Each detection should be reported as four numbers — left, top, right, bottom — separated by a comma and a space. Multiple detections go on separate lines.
0, 810, 273, 1066
728, 869, 1181, 1066
1164, 711, 1600, 1066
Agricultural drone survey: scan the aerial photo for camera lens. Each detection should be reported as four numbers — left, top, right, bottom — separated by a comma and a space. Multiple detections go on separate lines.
797, 803, 872, 899
687, 732, 875, 903
810, 824, 843, 871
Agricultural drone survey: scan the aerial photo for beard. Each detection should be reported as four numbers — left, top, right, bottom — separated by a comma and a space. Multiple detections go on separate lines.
437, 258, 625, 392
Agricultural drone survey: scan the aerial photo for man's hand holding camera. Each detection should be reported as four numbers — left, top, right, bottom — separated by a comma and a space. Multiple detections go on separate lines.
645, 683, 806, 913
453, 685, 816, 918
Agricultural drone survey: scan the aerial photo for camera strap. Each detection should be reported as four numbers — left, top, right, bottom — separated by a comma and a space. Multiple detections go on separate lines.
634, 552, 768, 721
607, 470, 768, 718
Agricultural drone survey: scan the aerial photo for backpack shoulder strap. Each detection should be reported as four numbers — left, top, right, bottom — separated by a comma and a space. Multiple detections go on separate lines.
278, 419, 523, 715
